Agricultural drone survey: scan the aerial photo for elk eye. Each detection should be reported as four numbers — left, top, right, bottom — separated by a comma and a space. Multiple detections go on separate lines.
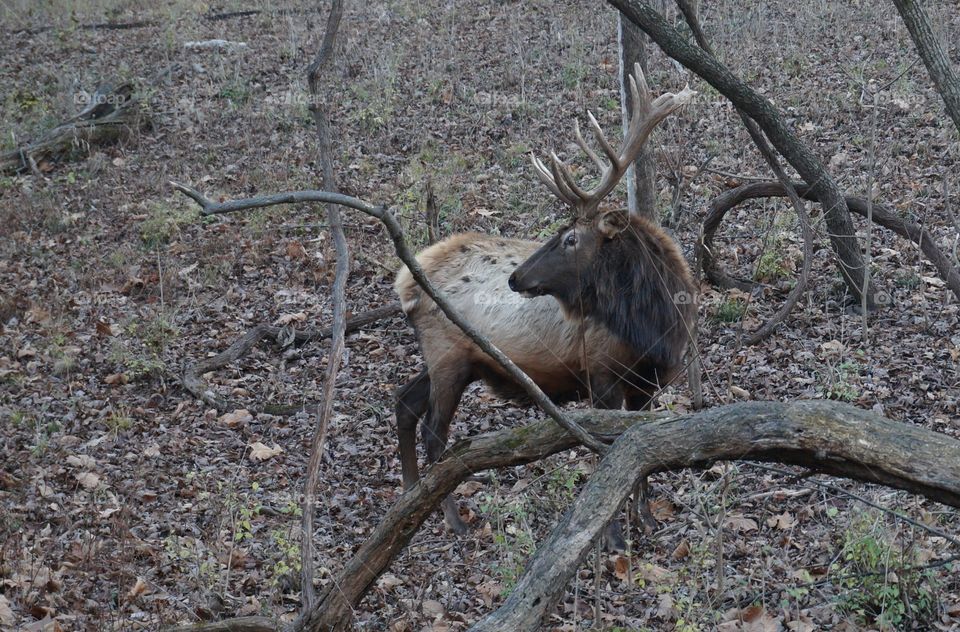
564, 233, 577, 247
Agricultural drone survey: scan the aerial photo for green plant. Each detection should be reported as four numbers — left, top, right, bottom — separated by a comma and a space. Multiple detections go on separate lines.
834, 514, 938, 629
822, 359, 861, 402
105, 405, 134, 435
218, 79, 251, 108
139, 201, 198, 247
712, 297, 746, 323
479, 479, 536, 595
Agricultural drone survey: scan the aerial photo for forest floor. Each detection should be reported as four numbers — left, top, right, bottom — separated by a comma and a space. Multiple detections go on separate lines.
1, 0, 959, 630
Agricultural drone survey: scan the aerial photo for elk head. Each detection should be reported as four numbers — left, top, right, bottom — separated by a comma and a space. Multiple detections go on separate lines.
509, 64, 694, 306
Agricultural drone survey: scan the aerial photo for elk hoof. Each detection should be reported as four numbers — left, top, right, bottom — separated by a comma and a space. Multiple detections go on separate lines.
603, 520, 628, 553
635, 501, 659, 535
441, 497, 471, 535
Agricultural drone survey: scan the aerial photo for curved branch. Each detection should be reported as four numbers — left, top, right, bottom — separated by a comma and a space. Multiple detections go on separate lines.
674, 0, 814, 345
469, 400, 960, 631
698, 181, 960, 302
170, 183, 607, 455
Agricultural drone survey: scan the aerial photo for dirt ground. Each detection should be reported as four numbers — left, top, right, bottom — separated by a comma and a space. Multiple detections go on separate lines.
1, 0, 959, 630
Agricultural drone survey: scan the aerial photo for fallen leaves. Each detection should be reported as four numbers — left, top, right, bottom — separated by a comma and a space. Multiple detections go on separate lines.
248, 442, 283, 462
219, 409, 253, 428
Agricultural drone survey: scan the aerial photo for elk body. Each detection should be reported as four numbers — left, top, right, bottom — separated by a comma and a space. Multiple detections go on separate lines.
394, 66, 696, 540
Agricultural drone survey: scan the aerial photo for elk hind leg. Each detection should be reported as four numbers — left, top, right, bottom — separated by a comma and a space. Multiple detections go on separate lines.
423, 367, 472, 534
396, 369, 431, 490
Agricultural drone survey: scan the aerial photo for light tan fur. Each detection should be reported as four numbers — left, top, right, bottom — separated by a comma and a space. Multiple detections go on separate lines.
395, 233, 632, 394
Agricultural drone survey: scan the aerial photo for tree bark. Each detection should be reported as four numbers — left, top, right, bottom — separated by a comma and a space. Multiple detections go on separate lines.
609, 0, 876, 308
470, 400, 960, 631
618, 12, 658, 220
891, 0, 960, 134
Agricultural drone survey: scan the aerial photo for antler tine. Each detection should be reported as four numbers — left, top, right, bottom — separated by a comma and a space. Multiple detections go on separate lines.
529, 153, 571, 204
548, 153, 588, 204
630, 62, 652, 119
528, 66, 694, 215
586, 111, 619, 167
573, 119, 606, 172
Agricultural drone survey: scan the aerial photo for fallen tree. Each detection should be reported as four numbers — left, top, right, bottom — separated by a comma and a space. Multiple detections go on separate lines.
161, 399, 960, 631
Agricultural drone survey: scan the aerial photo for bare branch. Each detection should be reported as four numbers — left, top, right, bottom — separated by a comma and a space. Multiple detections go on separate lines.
300, 0, 346, 610
674, 0, 814, 343
697, 181, 960, 303
179, 303, 401, 414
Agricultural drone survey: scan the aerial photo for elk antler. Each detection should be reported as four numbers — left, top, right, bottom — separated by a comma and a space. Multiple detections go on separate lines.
530, 63, 695, 217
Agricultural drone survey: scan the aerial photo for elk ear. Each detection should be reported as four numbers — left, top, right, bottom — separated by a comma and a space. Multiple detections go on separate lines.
597, 210, 630, 239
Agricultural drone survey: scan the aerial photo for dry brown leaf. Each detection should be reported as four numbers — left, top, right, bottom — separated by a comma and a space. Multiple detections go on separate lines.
103, 372, 129, 385
724, 515, 759, 533
650, 497, 676, 521
75, 472, 101, 490
671, 539, 690, 560
248, 442, 283, 462
655, 593, 675, 619
66, 454, 96, 469
219, 409, 253, 428
455, 480, 483, 497
274, 312, 307, 325
0, 595, 14, 626
421, 599, 445, 619
767, 511, 796, 530
612, 555, 630, 582
126, 577, 149, 601
476, 581, 502, 608
377, 573, 404, 591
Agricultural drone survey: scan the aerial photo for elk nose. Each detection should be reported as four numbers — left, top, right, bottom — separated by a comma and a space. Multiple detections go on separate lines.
508, 272, 518, 292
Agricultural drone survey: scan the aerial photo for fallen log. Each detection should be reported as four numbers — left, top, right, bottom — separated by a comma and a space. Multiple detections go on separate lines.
1, 82, 150, 174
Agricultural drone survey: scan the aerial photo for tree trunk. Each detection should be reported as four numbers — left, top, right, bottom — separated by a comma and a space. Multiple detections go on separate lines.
609, 0, 876, 308
618, 11, 658, 221
470, 400, 960, 631
891, 0, 960, 134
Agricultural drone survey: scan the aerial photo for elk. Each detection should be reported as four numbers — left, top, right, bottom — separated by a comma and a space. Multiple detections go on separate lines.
394, 65, 696, 546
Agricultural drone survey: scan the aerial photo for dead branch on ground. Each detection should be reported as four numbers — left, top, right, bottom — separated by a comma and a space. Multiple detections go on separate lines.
698, 181, 960, 303
1, 82, 150, 174
161, 399, 960, 631
179, 302, 400, 414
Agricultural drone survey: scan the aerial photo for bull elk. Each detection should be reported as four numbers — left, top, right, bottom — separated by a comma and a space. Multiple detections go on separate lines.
394, 65, 696, 546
